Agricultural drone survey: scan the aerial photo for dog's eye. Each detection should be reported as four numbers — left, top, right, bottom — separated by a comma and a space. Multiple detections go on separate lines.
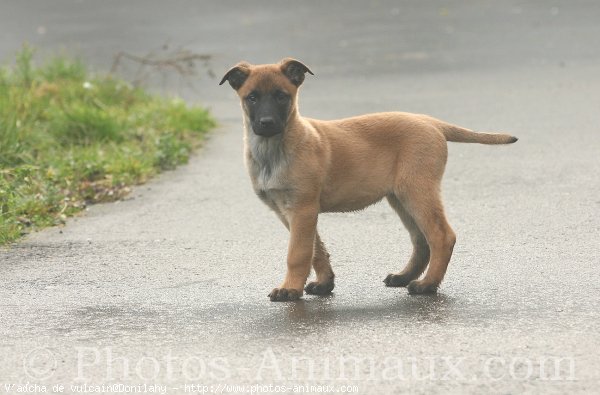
246, 93, 258, 103
274, 91, 289, 102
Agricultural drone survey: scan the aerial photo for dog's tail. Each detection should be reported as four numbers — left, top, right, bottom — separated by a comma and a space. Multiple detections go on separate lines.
438, 121, 518, 145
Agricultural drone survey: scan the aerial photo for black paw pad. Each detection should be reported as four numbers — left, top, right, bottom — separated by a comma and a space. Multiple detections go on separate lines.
304, 281, 335, 295
407, 280, 438, 295
268, 288, 301, 302
383, 273, 411, 287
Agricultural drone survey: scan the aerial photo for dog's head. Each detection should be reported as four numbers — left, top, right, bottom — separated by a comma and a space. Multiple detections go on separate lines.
219, 58, 313, 138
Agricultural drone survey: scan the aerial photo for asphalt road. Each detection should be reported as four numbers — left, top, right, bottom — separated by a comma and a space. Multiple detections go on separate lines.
1, 1, 599, 394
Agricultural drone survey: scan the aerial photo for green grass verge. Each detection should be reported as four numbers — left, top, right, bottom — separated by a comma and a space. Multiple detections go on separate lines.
0, 47, 215, 245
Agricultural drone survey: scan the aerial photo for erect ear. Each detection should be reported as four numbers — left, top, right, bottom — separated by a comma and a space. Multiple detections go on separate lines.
219, 62, 251, 90
280, 58, 314, 87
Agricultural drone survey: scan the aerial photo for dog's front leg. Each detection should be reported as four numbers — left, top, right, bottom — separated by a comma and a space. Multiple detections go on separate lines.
269, 205, 318, 302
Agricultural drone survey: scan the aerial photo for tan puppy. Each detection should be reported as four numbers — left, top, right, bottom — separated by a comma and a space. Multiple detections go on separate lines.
220, 58, 517, 301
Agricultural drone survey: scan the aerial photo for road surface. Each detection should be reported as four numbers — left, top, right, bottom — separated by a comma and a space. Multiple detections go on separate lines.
1, 1, 599, 393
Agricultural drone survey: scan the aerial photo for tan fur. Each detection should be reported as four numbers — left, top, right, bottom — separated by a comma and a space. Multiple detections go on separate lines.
221, 59, 518, 301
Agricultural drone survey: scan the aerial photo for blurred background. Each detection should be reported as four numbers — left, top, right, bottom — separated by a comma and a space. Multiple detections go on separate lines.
1, 1, 599, 394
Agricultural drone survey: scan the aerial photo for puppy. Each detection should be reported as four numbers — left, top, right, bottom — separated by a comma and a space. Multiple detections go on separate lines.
220, 58, 517, 301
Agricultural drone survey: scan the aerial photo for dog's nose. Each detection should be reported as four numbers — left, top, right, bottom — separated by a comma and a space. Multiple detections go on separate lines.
259, 117, 275, 127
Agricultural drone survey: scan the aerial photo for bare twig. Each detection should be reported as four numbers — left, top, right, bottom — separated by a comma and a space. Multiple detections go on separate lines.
110, 44, 213, 89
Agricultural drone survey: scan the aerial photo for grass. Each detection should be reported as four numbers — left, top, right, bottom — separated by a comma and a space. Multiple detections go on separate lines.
0, 46, 215, 245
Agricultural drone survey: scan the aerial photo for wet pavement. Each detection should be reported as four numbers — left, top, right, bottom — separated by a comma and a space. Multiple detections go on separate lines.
1, 1, 599, 393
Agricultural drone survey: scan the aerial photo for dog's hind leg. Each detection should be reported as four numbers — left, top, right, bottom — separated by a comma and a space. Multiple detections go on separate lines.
398, 189, 456, 294
305, 231, 335, 295
384, 194, 430, 287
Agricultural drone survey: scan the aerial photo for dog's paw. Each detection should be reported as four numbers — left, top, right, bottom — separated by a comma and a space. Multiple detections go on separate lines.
383, 273, 412, 287
268, 288, 302, 302
407, 280, 438, 295
304, 280, 334, 295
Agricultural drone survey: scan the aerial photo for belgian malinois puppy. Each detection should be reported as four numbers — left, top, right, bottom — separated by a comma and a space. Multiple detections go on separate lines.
220, 58, 517, 301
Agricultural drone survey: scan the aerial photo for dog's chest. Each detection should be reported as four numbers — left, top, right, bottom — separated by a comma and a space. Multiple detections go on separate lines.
250, 156, 288, 191
246, 135, 291, 196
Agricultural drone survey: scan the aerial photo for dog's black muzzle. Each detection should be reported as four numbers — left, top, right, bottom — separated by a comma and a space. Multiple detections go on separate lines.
252, 116, 284, 137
